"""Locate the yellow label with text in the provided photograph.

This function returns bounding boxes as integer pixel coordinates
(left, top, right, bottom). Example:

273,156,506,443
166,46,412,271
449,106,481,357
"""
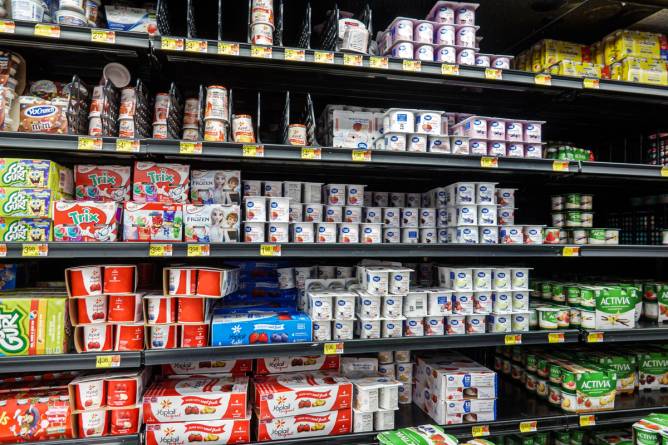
583,78,600,89
580,415,596,427
562,246,580,257
441,64,460,76
552,160,569,172
519,421,537,433
471,425,490,437
403,60,421,72
149,244,173,257
260,244,281,256
485,68,502,80
323,343,344,355
314,51,334,64
480,157,498,168
352,150,371,162
96,355,121,368
185,39,208,53
548,332,565,343
0,20,16,34
91,29,115,44
343,54,363,67
369,56,388,69
180,141,203,155
161,37,184,51
284,48,305,61
250,45,272,58
504,334,522,345
116,139,140,153
301,147,321,160
78,137,102,151
587,332,604,343
22,244,48,257
535,73,552,86
187,244,210,257
34,24,60,38
242,145,264,157
217,42,240,56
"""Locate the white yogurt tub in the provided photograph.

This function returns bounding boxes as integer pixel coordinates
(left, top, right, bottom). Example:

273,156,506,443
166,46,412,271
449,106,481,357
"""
404,317,424,336
312,319,332,341
56,9,88,26
524,121,543,142
407,134,428,152
500,226,523,244
334,292,357,319
435,24,456,45
389,269,411,294
244,222,265,242
523,225,543,245
492,291,512,312
435,45,456,63
488,312,511,332
470,139,487,155
525,143,542,158
506,121,524,142
424,316,445,335
343,206,362,223
415,44,435,61
388,18,414,41
383,228,401,243
487,118,506,140
292,222,315,243
268,197,290,222
496,188,516,207
364,267,389,295
473,291,492,313
404,291,428,317
493,267,512,290
456,4,477,24
308,292,334,320
382,207,401,227
466,314,486,333
12,0,45,21
384,132,407,151
479,226,499,244
382,319,404,338
475,53,491,67
454,116,486,138
456,25,477,48
338,222,360,243
478,205,498,226
488,141,506,156
450,267,473,290
507,143,524,158
267,222,289,243
333,320,354,340
428,135,451,152
390,193,405,207
323,184,345,205
378,363,396,378
375,409,395,431
457,47,475,65
511,268,531,289
415,111,442,135
580,308,595,329
380,384,399,410
244,196,267,222
445,314,465,334
323,204,342,222
360,223,382,244
453,292,473,314
395,361,413,380
476,182,497,204
414,21,434,43
353,409,373,433
498,208,515,225
354,382,379,412
450,136,470,154
289,202,303,222
511,311,530,331
491,55,512,69
382,294,404,318
400,207,419,228
363,207,382,224
303,203,323,222
401,228,419,243
357,292,382,319
428,289,452,315
472,267,493,290
512,291,529,311
420,228,437,243
316,222,337,243
357,318,381,339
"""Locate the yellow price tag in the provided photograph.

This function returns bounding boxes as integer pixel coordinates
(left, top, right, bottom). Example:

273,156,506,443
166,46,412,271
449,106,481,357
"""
314,51,334,64
352,150,371,162
0,20,15,34
587,332,604,343
583,78,600,89
369,56,388,69
660,166,668,177
0,244,6,257
552,160,569,172
402,60,421,72
161,36,184,51
480,157,498,168
284,48,305,61
562,246,580,257
580,415,596,427
485,68,502,80
343,54,363,67
116,139,140,153
242,145,264,157
91,29,115,44
78,137,102,151
301,147,321,160
504,334,522,345
519,421,537,433
323,342,344,355
251,45,272,58
95,354,121,368
217,42,240,56
260,244,281,256
34,24,60,38
185,39,208,53
179,141,203,155
22,243,48,257
441,64,460,76
149,244,173,257
548,332,565,343
187,244,210,257
535,73,552,86
471,425,490,437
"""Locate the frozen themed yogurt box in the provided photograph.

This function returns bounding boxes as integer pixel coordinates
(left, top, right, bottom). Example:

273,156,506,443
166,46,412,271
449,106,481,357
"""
0,159,72,194
184,204,240,243
53,201,119,242
132,162,189,203
0,218,51,241
75,165,131,202
191,170,241,205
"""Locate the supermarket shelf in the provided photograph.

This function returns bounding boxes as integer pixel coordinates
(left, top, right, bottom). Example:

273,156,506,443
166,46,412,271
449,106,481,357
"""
579,161,668,179
144,330,580,365
2,435,142,445
153,39,668,103
0,351,141,373
581,322,668,343
0,132,147,158
0,20,149,52
5,243,668,259
570,391,668,428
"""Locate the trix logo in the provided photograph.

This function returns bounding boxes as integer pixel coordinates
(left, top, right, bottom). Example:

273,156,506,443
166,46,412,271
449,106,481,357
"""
0,307,26,354
89,173,117,186
147,169,174,183
67,208,100,224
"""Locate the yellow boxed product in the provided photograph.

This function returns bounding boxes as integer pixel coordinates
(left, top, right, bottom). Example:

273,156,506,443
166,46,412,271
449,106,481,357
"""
540,39,587,69
547,61,602,79
0,159,73,194
615,57,668,86
604,30,662,65
0,295,68,355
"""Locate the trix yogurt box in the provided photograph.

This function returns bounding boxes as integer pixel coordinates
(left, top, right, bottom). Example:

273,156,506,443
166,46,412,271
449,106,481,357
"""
0,159,73,194
191,170,241,205
142,376,249,423
254,372,352,420
257,408,352,442
75,165,131,202
146,418,251,445
211,309,312,346
0,218,51,241
184,204,240,242
133,162,190,203
53,201,119,242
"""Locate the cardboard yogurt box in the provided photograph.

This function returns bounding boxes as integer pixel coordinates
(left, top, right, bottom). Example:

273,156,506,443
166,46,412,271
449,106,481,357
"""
416,354,498,401
257,408,352,442
53,201,119,242
595,286,638,329
143,376,248,423
146,417,251,445
0,187,66,218
191,170,241,205
0,388,73,443
254,371,352,420
0,296,68,356
0,217,51,241
133,161,190,203
123,202,183,241
162,360,253,375
255,355,340,375
184,204,240,242
211,309,312,346
0,158,72,194
75,165,131,202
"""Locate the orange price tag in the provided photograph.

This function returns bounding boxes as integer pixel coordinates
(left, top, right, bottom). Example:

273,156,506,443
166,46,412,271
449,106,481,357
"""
242,145,264,157
91,29,116,44
251,45,272,58
548,332,565,343
301,147,321,160
580,415,596,427
185,39,208,53
583,78,600,89
0,244,6,257
161,36,184,51
323,342,344,355
587,332,604,343
352,150,371,162
480,157,498,168
78,137,103,151
116,139,140,153
0,20,15,34
260,244,281,256
22,243,48,257
187,244,210,256
552,160,569,172
519,421,537,433
96,354,121,368
402,60,421,72
441,64,460,76
180,141,203,155
471,425,490,437
314,51,334,64
149,244,173,257
485,68,502,80
504,334,522,345
562,246,580,257
343,54,363,67
535,73,552,86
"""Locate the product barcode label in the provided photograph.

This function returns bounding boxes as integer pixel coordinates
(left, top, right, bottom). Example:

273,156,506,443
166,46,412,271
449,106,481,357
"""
580,415,596,427
185,39,208,53
504,334,522,345
471,425,490,437
34,24,60,38
116,139,140,152
0,20,15,34
78,137,103,151
260,244,281,256
161,36,184,51
323,342,344,355
149,244,173,257
180,141,203,155
187,244,210,257
369,56,388,69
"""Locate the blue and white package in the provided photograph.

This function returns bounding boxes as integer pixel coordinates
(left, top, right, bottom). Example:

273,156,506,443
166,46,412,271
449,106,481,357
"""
211,309,312,345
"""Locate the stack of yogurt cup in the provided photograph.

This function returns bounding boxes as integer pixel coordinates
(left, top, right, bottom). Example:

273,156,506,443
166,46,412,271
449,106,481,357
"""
497,187,545,245
364,190,436,243
378,351,413,406
438,265,532,334
549,193,620,245
249,0,274,45
377,108,450,153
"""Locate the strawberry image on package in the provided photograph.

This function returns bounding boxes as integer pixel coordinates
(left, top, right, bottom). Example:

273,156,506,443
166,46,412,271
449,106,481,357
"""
0,388,74,443
257,408,352,442
53,201,119,241
146,418,250,445
75,165,131,202
256,356,341,375
254,372,352,420
143,376,249,423
133,162,190,203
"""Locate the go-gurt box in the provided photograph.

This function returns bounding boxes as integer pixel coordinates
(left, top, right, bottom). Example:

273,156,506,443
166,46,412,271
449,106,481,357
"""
0,218,51,241
0,158,72,194
0,188,66,218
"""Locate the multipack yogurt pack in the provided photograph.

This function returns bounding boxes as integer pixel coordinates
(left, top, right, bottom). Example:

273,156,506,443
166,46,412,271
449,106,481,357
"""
378,425,458,445
53,201,119,241
211,309,312,346
75,165,131,202
191,170,241,205
0,217,51,241
415,352,498,401
161,360,253,375
132,162,189,203
255,355,341,375
123,202,183,241
0,187,67,218
257,408,353,442
146,418,251,445
184,204,240,242
142,376,249,423
0,158,73,194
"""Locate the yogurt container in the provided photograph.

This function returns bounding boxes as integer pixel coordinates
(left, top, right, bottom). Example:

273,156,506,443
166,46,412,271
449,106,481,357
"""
344,206,362,223
493,268,511,290
267,222,289,243
470,139,487,155
360,223,382,244
373,192,389,207
493,291,511,312
435,25,456,45
382,207,401,227
475,54,491,67
500,226,523,244
508,143,524,157
429,135,451,152
511,311,530,331
56,9,88,26
346,184,365,206
415,44,435,61
424,316,445,335
357,292,381,319
450,136,470,154
404,291,428,317
445,314,465,334
457,48,475,65
429,3,455,23
523,225,543,245
473,291,492,313
511,268,531,289
353,409,373,433
536,307,559,329
491,55,512,69
357,319,381,339
415,111,442,135
292,222,315,243
383,228,401,243
456,25,477,48
390,41,414,59
408,134,428,152
364,267,389,295
403,317,424,336
334,293,356,320
453,292,473,314
487,312,511,332
268,197,290,222
506,121,524,141
333,320,354,340
473,267,493,290
244,197,266,222
479,226,499,244
456,4,477,24
382,295,404,318
466,314,486,333
303,203,325,222
389,269,411,295
496,188,516,207
390,193,406,207
449,267,473,290
244,222,265,242
316,222,337,243
375,410,395,431
488,141,507,156
401,207,419,228
498,207,516,225
478,205,497,226
428,289,452,315
338,222,360,243
312,320,332,341
389,18,414,41
414,21,434,43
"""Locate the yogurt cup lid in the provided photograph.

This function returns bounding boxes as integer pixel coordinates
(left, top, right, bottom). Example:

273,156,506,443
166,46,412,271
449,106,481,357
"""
102,63,131,88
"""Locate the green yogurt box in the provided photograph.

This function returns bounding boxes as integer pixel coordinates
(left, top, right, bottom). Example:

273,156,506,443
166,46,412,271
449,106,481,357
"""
595,286,637,329
637,351,668,390
0,158,73,194
633,414,668,445
0,187,69,218
0,218,51,241
377,425,458,445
